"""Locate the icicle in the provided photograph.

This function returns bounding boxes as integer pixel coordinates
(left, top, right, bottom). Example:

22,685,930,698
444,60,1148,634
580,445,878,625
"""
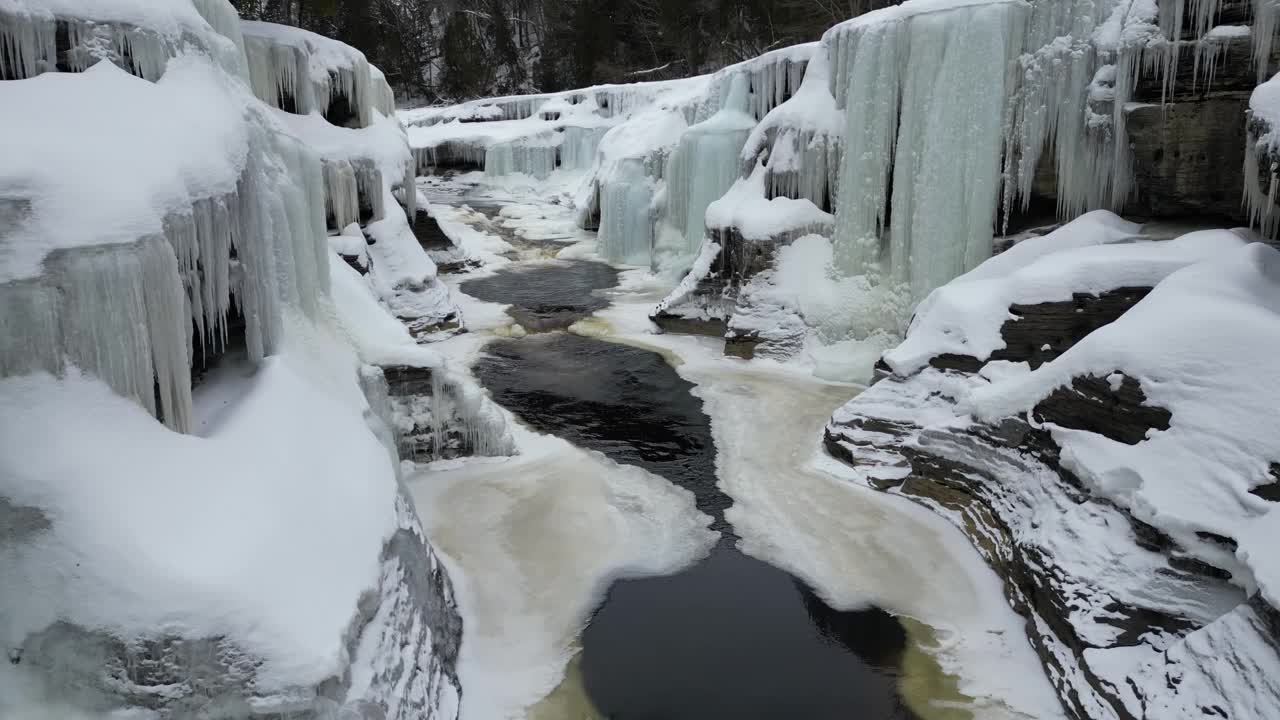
244,33,317,114
484,136,560,179
560,126,609,172
0,281,60,380
654,73,755,274
1256,0,1280,82
0,9,56,80
1,237,194,432
402,165,418,219
827,15,906,277
370,64,396,117
324,159,361,230
598,158,657,265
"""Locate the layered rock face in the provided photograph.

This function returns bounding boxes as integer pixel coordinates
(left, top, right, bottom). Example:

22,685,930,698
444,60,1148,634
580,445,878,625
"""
825,215,1280,719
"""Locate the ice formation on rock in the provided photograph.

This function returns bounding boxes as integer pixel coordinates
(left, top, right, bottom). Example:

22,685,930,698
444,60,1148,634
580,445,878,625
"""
827,0,1028,300
242,19,375,127
0,3,468,717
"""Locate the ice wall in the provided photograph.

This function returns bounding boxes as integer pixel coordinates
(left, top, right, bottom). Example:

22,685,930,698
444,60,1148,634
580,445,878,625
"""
827,0,1028,301
0,3,465,717
653,73,757,274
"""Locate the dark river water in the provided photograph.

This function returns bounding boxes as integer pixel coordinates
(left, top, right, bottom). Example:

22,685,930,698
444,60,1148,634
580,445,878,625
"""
461,261,618,332
469,262,921,719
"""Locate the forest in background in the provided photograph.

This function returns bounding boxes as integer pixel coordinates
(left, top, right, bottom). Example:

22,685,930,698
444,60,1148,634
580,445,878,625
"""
231,0,895,105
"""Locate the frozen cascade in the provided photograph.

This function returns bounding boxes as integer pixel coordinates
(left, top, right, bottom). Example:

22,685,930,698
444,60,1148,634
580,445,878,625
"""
184,125,329,363
740,49,841,212
324,158,361,230
485,135,560,179
0,236,193,432
413,141,487,174
560,126,610,172
244,28,317,113
828,0,1028,301
370,64,395,116
241,20,375,128
598,158,657,265
0,0,249,83
654,73,757,275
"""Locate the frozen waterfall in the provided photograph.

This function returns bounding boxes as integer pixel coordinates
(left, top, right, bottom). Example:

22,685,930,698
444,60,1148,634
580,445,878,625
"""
828,0,1028,301
654,73,756,275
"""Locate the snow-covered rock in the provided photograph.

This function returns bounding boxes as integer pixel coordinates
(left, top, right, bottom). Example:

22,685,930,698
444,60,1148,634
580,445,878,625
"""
0,3,472,717
825,227,1280,719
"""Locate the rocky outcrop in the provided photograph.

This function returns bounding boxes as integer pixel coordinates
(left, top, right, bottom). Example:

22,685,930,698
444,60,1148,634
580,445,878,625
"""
651,225,812,358
824,367,1268,719
926,287,1153,374
12,486,462,719
824,259,1280,718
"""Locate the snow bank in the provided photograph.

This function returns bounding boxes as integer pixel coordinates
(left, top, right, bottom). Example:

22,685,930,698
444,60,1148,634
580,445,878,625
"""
0,358,396,690
1,4,466,716
0,58,249,283
885,211,1248,375
705,160,834,241
970,242,1280,606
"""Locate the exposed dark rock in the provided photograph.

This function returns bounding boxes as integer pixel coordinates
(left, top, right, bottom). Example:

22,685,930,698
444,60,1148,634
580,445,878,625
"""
1251,466,1280,502
411,209,455,251
1134,34,1263,102
651,312,728,337
649,225,815,347
1127,98,1249,222
824,381,1244,720
925,287,1153,374
1032,373,1173,445
723,330,763,359
339,252,369,275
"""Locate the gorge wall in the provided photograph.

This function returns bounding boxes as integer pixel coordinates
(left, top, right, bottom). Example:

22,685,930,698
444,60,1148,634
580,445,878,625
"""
0,2,513,717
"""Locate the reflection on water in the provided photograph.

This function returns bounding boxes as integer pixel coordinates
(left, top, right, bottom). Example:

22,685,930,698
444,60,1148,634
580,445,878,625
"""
582,543,921,720
475,331,965,718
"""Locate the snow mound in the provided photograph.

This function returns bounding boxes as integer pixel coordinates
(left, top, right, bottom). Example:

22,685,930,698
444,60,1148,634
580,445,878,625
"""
972,242,1280,607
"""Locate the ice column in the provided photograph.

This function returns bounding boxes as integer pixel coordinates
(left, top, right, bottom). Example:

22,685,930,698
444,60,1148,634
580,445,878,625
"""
655,73,756,274
828,1,1027,300
598,159,657,265
0,237,193,432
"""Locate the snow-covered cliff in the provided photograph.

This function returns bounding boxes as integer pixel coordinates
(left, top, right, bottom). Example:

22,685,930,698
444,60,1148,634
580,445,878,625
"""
0,2,500,717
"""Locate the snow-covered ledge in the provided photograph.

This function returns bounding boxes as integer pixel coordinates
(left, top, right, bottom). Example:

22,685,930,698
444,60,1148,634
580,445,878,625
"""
825,213,1280,719
0,2,479,717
